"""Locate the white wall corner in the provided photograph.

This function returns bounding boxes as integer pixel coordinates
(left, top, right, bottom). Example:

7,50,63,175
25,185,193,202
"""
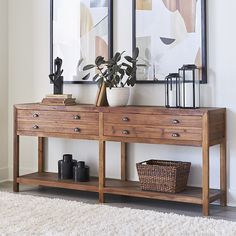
7,167,37,182
227,189,236,207
0,167,9,183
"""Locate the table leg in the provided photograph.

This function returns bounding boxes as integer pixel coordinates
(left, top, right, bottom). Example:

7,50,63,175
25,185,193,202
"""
38,137,44,173
99,140,106,203
121,142,127,181
220,138,227,206
13,134,19,192
202,113,210,216
202,145,210,216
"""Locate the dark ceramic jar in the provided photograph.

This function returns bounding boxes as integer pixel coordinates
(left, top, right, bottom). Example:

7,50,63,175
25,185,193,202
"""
73,161,90,182
58,154,77,179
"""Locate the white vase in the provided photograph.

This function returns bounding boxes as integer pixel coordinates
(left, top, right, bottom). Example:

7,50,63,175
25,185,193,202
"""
106,87,130,107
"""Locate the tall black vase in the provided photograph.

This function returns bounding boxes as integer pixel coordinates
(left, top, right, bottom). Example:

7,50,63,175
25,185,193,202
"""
58,154,77,180
54,76,64,95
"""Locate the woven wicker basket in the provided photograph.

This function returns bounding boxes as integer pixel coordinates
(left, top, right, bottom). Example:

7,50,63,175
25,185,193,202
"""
136,160,191,193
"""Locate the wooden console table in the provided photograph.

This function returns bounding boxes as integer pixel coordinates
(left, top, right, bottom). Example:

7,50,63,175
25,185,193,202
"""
13,103,226,216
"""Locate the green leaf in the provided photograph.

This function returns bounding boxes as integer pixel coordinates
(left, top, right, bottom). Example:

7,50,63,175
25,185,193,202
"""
129,76,136,87
92,74,99,82
81,73,90,80
125,56,133,63
95,56,105,66
122,62,130,68
113,52,121,62
133,47,139,59
83,65,95,71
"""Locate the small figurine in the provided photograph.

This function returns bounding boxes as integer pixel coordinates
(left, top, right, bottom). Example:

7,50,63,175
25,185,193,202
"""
49,57,64,94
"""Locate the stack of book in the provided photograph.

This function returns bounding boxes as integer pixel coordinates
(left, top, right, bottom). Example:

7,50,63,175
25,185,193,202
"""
41,94,76,106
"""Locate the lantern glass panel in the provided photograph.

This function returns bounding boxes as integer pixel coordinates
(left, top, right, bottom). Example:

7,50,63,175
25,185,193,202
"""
165,73,180,108
179,65,200,108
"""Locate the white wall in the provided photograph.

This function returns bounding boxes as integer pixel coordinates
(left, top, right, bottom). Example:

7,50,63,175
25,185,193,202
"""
0,0,9,181
7,0,236,205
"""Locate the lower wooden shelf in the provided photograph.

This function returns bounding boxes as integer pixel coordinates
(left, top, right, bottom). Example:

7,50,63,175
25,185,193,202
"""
17,172,223,205
17,172,99,193
104,180,223,205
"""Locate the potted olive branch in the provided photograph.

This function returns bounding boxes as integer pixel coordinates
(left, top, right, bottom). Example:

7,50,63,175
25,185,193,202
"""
83,48,139,107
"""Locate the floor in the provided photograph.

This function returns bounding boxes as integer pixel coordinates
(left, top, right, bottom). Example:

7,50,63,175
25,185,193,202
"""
1,181,236,222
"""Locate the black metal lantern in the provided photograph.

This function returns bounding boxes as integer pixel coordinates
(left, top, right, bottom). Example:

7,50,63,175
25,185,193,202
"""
179,64,200,109
165,73,180,108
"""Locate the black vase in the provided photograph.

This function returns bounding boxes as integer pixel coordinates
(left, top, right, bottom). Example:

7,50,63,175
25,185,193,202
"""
58,154,77,180
73,161,90,182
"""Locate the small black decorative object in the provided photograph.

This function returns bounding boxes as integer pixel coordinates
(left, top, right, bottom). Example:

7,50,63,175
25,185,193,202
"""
165,73,181,108
179,64,200,109
73,161,90,182
58,154,77,180
49,57,64,94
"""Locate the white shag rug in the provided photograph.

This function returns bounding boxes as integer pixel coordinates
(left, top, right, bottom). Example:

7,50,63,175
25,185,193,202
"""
0,192,236,236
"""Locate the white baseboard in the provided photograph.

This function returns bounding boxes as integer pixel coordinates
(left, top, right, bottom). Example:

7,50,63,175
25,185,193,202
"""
227,188,236,207
0,167,9,183
8,167,37,182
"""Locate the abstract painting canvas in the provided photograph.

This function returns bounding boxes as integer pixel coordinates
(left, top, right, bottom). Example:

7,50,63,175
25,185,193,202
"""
51,0,113,83
133,0,207,83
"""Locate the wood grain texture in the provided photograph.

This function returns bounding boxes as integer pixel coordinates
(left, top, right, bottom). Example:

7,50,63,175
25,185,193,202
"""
104,124,202,141
104,179,222,204
17,110,99,123
202,112,210,216
15,103,99,112
13,103,227,216
38,137,44,173
220,110,227,206
104,113,202,128
18,120,99,136
121,142,127,181
99,140,106,203
17,172,99,192
99,106,224,116
13,106,19,192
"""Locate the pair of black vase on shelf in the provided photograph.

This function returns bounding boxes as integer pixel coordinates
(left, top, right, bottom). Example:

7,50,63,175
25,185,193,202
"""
58,154,90,182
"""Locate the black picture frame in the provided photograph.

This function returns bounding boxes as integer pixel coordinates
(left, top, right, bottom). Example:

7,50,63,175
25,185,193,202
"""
132,0,207,84
50,0,113,84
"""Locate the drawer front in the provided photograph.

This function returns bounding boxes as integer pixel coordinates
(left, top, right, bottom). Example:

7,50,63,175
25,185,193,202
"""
104,113,202,128
18,120,99,136
104,124,202,141
17,110,98,124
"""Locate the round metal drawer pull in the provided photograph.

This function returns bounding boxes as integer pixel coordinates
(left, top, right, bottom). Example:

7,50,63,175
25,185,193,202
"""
74,115,81,120
122,130,130,135
172,133,180,138
172,119,180,124
33,113,39,118
33,125,39,129
74,128,81,133
122,117,129,122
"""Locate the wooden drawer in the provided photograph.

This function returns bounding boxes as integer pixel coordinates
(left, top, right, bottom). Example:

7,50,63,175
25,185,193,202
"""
104,113,202,128
18,120,99,136
17,110,98,124
104,124,202,141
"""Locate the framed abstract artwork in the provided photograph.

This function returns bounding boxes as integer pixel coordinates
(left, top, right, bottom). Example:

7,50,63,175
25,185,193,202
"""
132,0,207,83
50,0,113,84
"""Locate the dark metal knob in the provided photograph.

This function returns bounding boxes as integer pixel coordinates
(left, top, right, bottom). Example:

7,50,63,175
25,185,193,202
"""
33,113,39,118
33,125,39,129
172,133,180,138
74,115,81,120
172,119,180,124
122,130,130,135
74,128,81,133
122,117,129,122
